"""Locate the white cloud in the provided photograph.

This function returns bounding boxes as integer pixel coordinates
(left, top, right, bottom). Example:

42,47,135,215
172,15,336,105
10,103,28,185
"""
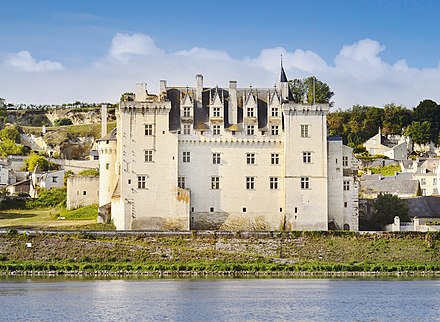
1,33,440,110
5,50,63,72
108,33,162,62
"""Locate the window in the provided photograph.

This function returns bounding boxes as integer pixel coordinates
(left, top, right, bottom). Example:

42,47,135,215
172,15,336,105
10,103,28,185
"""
434,178,437,185
271,107,279,117
213,107,221,117
212,153,220,165
52,176,58,183
178,176,186,189
145,150,153,162
105,163,109,170
271,153,280,165
94,155,99,160
344,202,348,208
211,176,220,190
343,181,350,191
138,175,146,189
183,107,191,117
270,177,279,190
246,125,255,135
83,191,87,196
183,124,191,135
246,153,255,165
300,124,310,138
210,207,214,212
145,124,153,136
246,176,255,190
247,107,255,117
343,156,349,167
271,125,279,136
301,177,310,189
421,178,426,185
303,152,312,163
213,125,220,135
183,151,190,163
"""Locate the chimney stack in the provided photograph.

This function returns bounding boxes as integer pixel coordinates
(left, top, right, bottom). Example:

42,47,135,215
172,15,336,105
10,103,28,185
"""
195,74,203,105
229,81,238,124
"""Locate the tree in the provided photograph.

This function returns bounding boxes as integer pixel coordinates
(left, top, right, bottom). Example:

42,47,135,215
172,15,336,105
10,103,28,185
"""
373,193,409,228
382,103,413,136
0,125,21,142
288,76,334,105
405,121,431,145
54,118,73,126
413,99,440,143
24,153,49,171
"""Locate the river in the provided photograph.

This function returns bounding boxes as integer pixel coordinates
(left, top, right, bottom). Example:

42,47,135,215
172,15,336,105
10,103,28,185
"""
1,277,439,321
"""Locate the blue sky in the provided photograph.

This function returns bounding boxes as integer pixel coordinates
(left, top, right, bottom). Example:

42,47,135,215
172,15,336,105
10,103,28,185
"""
1,0,440,108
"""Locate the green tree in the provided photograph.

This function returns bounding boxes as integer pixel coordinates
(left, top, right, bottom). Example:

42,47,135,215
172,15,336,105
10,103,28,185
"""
373,193,409,228
24,153,49,171
413,99,440,143
405,121,431,145
54,118,73,126
382,103,413,136
288,76,334,105
0,125,21,142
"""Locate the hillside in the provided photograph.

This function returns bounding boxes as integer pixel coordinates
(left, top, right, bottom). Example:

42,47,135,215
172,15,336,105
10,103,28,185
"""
1,231,439,274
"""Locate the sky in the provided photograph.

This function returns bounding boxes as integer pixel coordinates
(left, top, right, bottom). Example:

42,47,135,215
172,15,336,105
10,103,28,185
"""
1,0,440,109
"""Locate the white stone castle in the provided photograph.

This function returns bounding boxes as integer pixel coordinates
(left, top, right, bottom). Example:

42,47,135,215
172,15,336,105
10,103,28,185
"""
97,65,359,231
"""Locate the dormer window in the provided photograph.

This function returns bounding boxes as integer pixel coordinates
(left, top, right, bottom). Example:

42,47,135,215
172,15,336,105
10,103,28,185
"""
271,107,279,117
213,107,221,117
183,107,191,117
247,107,255,118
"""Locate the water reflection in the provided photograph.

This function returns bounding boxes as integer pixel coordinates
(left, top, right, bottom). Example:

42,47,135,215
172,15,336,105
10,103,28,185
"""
1,278,440,321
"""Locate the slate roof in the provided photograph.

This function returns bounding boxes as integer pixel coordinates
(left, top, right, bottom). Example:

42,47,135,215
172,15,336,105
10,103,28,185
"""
97,128,117,142
404,196,440,218
361,173,419,196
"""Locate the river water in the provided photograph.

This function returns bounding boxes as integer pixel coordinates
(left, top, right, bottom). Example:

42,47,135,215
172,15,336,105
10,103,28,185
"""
1,277,440,321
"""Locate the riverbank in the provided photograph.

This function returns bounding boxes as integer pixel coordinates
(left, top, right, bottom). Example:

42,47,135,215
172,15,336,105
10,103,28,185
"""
1,230,439,275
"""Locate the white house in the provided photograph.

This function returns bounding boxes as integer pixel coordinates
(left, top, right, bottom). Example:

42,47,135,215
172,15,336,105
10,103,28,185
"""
98,67,359,231
364,128,409,160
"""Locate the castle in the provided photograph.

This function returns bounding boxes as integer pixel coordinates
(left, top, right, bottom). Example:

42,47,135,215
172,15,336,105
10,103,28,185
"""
97,66,359,231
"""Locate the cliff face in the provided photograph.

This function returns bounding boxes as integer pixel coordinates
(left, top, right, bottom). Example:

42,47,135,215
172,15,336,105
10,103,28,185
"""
7,108,115,127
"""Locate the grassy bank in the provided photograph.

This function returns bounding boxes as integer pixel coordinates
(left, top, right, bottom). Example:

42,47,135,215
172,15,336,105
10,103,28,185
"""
1,231,440,275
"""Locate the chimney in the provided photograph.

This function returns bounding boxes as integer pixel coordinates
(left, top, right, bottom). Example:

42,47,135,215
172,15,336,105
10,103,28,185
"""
160,80,167,101
101,104,108,138
135,83,148,101
229,81,238,124
195,74,203,104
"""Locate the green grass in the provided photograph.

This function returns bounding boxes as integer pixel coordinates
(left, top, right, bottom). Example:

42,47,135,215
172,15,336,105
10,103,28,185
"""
56,204,98,220
366,164,401,176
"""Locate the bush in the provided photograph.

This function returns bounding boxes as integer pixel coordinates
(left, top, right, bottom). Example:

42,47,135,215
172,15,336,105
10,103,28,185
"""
54,118,73,126
78,169,99,176
26,187,66,208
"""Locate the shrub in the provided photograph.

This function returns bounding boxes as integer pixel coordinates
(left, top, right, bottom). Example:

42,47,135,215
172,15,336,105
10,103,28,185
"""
54,118,73,126
78,169,99,177
26,187,67,208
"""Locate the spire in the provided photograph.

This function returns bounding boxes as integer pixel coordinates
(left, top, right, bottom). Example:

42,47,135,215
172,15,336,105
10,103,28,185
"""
280,54,288,83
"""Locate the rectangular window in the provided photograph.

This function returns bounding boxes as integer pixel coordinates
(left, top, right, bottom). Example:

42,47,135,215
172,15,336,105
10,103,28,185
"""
300,124,310,138
246,153,255,165
145,124,154,136
343,181,350,191
343,156,349,167
145,150,153,162
213,125,220,135
271,125,279,136
212,153,221,165
138,175,146,189
302,152,312,163
271,153,280,165
178,176,185,189
183,151,190,163
183,124,191,135
52,176,58,183
344,202,348,208
246,125,255,135
247,107,255,117
211,176,220,190
271,107,279,117
246,176,255,190
105,163,109,170
270,177,279,190
301,177,310,189
183,107,191,117
421,178,426,185
213,107,221,117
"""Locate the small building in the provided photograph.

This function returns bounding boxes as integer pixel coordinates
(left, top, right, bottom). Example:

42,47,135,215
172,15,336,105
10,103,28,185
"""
0,161,10,187
363,128,409,160
66,175,99,210
359,173,420,199
400,158,440,196
5,179,31,196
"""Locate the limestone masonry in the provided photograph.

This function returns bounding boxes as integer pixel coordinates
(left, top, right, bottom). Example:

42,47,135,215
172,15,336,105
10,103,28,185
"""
97,66,359,231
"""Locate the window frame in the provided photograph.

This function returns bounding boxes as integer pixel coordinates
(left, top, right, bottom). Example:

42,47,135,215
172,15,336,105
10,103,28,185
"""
300,177,310,189
246,176,255,190
246,153,256,165
211,176,220,190
213,107,221,117
183,151,191,163
178,176,186,189
271,125,279,136
269,177,279,190
145,124,154,136
137,175,147,189
302,152,312,164
343,180,350,191
300,124,310,138
212,124,221,135
246,125,255,135
212,153,221,165
144,150,154,162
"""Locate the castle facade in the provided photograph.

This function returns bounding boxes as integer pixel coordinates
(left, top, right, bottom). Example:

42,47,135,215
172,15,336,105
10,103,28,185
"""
98,68,358,231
